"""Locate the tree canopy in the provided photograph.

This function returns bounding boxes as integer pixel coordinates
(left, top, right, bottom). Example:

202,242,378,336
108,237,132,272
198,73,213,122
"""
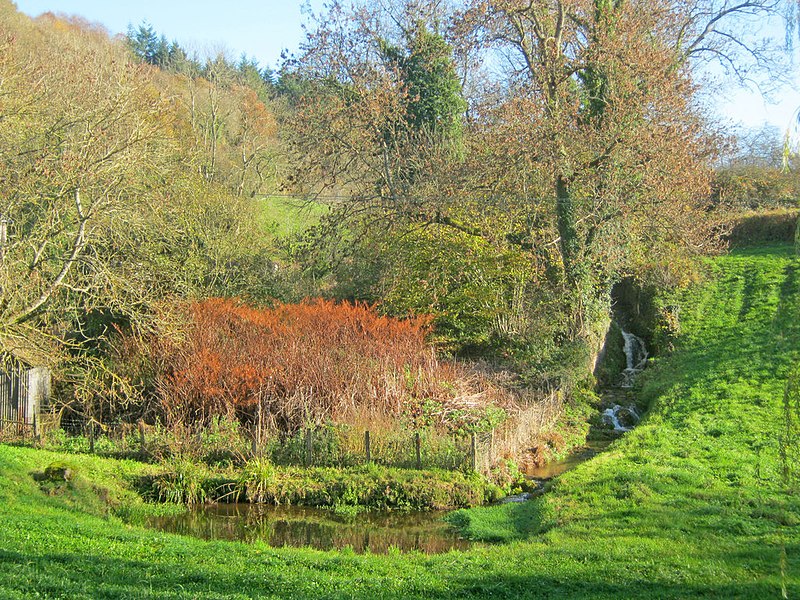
0,0,791,401
0,4,282,407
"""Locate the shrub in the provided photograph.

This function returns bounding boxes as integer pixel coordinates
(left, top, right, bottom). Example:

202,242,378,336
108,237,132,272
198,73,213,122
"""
724,209,799,247
148,298,512,434
152,459,209,504
236,457,275,503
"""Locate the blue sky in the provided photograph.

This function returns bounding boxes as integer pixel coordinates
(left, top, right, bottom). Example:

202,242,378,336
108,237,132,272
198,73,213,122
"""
12,0,800,133
13,0,325,69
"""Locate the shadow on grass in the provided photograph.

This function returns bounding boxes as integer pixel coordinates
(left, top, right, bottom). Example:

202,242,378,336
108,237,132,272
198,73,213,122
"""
0,545,794,600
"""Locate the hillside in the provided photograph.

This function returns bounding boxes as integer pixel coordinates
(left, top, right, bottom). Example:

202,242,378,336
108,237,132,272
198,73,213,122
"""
0,244,796,599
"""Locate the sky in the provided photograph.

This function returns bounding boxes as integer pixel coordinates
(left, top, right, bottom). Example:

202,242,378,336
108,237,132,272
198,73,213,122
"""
13,0,325,69
11,0,800,135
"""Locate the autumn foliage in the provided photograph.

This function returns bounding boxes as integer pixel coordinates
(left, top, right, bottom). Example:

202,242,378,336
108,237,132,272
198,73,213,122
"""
152,298,501,431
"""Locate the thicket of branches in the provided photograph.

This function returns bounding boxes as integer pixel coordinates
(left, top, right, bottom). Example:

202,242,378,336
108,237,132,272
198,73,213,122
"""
280,0,790,382
133,298,513,433
0,2,282,414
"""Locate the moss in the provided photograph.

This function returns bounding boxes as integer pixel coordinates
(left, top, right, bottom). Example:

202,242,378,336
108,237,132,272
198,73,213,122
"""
596,320,627,386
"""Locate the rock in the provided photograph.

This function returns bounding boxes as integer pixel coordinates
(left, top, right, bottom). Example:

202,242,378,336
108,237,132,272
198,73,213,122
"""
500,492,532,503
616,407,639,428
43,464,73,482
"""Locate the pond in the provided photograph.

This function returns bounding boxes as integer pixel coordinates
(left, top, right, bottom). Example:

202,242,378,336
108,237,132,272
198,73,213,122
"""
144,421,630,554
144,440,620,553
145,503,472,554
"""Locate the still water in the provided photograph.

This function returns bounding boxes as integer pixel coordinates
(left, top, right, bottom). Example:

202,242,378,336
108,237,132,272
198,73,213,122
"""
146,503,472,554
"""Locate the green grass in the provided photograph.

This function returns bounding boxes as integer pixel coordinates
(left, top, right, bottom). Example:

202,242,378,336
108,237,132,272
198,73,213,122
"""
0,244,798,598
145,460,501,510
444,499,556,543
258,195,328,237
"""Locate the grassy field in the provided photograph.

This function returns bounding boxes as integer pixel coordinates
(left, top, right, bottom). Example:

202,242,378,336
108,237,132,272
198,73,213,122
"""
258,195,328,238
0,244,797,598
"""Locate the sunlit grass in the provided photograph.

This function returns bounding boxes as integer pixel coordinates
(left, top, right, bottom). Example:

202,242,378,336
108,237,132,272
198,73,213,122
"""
258,195,328,237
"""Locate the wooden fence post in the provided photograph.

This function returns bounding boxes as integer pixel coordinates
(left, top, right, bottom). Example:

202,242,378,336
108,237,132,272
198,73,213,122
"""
471,432,477,472
138,420,146,455
305,428,313,467
89,421,95,454
33,413,39,442
415,432,421,469
364,430,371,463
255,402,264,457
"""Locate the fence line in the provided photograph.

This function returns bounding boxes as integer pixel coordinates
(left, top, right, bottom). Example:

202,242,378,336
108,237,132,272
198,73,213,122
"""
2,389,565,473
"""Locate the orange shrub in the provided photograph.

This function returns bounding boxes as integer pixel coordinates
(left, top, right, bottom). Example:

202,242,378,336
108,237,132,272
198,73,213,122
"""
152,298,498,431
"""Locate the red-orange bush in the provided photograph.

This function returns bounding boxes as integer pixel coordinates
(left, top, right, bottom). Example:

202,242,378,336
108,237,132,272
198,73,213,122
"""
151,298,498,431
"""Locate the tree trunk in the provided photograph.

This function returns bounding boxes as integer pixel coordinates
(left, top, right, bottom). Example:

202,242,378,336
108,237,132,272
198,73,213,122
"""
555,174,581,287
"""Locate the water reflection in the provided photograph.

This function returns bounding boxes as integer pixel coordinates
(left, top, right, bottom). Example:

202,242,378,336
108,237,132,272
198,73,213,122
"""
525,440,611,480
146,503,471,554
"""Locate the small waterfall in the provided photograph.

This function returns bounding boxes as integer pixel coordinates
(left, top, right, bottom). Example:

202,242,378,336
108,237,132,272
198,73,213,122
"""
602,404,640,432
600,326,647,433
620,329,648,388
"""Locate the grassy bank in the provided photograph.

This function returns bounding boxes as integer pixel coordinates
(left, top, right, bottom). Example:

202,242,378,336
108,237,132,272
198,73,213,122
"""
146,459,503,510
0,244,798,598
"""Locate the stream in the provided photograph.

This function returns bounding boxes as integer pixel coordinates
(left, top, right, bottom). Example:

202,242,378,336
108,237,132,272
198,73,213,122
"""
525,439,612,480
144,325,647,554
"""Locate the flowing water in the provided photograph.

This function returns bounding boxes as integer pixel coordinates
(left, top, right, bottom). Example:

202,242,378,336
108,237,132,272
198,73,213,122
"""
620,328,648,388
603,326,646,431
521,326,646,481
145,503,471,554
602,404,640,432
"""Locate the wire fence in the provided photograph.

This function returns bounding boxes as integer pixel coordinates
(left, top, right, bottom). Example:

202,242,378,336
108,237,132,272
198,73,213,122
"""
2,390,564,473
3,414,488,471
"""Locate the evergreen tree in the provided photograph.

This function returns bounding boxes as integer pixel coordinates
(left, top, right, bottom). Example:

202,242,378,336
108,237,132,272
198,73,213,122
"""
237,54,275,101
126,21,158,64
381,22,466,146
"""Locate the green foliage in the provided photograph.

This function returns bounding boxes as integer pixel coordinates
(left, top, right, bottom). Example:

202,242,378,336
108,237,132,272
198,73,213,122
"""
144,462,492,511
380,22,466,147
259,196,328,239
329,502,366,518
796,214,800,256
0,8,283,416
125,22,176,69
595,321,626,386
376,226,533,350
485,458,525,496
236,456,276,503
725,209,799,247
712,165,800,210
34,461,77,497
266,424,475,471
195,416,250,468
152,459,210,505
